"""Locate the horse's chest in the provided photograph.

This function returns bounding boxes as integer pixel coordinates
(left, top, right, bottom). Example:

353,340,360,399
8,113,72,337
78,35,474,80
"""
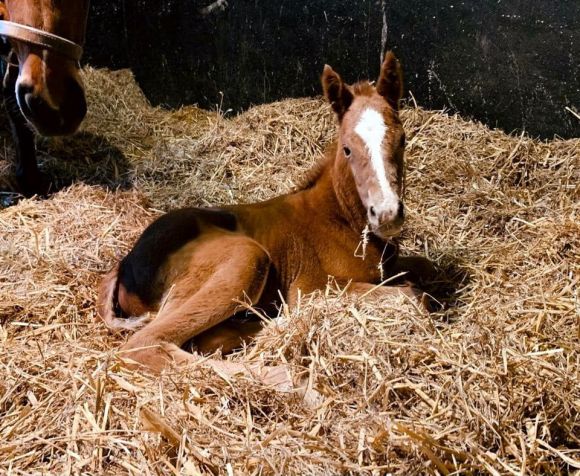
318,239,386,284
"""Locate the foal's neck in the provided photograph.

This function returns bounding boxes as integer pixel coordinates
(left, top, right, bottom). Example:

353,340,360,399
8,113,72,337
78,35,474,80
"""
302,141,368,234
294,141,398,274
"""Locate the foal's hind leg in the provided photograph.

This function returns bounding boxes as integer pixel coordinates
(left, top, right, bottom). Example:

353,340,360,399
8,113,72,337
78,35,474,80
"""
120,235,271,372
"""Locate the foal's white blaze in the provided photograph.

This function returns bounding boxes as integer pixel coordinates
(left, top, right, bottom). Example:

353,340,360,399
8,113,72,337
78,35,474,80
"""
354,108,399,211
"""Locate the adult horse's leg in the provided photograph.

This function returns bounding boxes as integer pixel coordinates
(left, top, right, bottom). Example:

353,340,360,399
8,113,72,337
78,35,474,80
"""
2,52,47,197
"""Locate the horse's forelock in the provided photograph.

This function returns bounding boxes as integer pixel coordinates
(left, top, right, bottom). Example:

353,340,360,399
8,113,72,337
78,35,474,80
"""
351,81,375,97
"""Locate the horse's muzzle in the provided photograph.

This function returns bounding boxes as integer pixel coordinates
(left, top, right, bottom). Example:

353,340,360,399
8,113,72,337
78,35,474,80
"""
369,200,405,239
16,76,87,136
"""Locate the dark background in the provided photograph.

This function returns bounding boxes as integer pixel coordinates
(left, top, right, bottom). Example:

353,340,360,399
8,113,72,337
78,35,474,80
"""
84,0,580,139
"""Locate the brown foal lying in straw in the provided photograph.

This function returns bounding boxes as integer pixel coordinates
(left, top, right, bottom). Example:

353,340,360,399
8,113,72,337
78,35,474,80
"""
98,52,428,390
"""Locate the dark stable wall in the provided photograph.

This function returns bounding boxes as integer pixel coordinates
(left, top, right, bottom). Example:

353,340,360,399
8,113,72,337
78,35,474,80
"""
84,0,580,139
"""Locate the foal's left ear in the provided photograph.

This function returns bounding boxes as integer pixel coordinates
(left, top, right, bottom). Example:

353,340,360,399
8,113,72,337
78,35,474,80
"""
377,51,403,111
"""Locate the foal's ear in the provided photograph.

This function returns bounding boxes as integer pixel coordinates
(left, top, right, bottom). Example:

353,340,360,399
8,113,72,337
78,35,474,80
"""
377,51,403,111
322,65,353,120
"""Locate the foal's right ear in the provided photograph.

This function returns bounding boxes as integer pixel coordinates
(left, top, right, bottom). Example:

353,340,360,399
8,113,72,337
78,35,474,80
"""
322,65,353,120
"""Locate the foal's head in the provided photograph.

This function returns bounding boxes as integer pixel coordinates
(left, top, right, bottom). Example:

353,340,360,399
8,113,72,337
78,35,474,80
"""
322,52,405,239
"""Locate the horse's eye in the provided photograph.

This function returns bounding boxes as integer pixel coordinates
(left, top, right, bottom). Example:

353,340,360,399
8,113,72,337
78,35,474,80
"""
343,146,351,158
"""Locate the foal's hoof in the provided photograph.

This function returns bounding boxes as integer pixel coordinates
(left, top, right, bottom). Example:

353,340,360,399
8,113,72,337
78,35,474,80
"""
404,284,435,313
117,343,173,374
418,291,436,313
249,364,323,407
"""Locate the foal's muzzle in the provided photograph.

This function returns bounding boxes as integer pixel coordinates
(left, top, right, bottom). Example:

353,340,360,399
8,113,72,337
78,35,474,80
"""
368,200,405,237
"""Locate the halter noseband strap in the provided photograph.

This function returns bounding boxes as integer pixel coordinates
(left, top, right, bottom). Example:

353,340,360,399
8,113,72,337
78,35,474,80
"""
0,20,83,61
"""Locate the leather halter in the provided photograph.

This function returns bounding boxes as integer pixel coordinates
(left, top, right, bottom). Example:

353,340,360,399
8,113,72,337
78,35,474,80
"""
0,20,83,61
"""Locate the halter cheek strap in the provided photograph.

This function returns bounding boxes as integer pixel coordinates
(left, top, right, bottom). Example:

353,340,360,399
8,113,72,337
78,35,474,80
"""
0,20,83,61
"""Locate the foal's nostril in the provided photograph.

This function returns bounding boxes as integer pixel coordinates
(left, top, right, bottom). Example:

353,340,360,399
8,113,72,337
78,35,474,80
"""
369,206,376,218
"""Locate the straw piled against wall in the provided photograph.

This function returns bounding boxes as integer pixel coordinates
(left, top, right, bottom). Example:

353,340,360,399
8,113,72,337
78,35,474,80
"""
0,67,578,474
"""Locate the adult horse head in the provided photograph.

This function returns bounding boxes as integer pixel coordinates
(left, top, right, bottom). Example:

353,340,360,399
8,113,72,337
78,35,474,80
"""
0,0,89,136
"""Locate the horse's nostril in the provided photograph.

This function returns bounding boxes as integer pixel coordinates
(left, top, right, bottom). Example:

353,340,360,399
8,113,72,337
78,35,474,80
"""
397,201,405,220
14,73,87,136
16,83,35,112
369,206,376,218
17,83,34,96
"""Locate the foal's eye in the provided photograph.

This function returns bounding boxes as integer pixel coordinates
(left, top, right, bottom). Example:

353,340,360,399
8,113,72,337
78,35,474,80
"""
343,146,352,158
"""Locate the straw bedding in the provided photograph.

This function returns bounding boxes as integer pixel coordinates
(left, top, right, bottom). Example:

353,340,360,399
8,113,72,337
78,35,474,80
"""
0,67,578,475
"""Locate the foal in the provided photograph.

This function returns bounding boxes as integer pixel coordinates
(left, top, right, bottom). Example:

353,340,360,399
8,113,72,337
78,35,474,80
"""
98,52,424,380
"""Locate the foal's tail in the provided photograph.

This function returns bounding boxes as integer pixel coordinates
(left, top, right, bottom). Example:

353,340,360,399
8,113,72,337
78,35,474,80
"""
97,265,151,331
